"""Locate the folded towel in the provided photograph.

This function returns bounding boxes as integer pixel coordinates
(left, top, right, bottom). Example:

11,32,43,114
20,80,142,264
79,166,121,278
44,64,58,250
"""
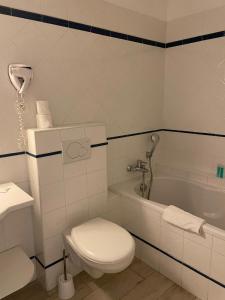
162,205,205,234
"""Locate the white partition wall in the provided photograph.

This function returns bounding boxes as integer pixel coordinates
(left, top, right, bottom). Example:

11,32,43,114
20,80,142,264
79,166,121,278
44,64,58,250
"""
26,123,121,290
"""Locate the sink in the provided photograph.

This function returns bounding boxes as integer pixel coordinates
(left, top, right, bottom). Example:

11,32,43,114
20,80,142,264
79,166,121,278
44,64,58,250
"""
0,182,33,221
0,183,34,298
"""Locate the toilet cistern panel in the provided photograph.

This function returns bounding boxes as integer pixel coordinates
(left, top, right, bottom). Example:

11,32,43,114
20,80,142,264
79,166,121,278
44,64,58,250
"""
62,138,91,164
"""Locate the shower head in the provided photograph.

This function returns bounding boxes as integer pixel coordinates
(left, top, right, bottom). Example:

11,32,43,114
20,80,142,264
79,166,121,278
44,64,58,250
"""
146,133,160,159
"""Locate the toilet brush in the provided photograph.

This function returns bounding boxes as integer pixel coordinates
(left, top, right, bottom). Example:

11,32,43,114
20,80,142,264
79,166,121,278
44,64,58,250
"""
58,250,75,300
63,249,67,281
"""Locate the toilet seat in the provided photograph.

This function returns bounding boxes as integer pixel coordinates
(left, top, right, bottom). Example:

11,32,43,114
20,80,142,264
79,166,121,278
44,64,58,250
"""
65,218,135,274
70,218,135,265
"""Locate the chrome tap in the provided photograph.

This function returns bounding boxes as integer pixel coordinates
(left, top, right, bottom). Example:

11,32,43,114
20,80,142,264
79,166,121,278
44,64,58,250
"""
127,160,149,173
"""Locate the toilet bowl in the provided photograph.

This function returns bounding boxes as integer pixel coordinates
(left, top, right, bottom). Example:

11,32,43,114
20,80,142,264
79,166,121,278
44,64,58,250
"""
64,218,135,279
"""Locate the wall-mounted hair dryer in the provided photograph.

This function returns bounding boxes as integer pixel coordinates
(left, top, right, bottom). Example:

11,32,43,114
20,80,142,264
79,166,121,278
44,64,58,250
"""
8,64,33,95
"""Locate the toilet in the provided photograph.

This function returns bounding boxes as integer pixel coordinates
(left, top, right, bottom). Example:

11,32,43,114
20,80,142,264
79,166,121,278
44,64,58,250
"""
64,218,135,279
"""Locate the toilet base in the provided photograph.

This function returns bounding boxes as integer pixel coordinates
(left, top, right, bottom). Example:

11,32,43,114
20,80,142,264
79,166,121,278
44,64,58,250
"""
64,236,104,279
82,262,103,279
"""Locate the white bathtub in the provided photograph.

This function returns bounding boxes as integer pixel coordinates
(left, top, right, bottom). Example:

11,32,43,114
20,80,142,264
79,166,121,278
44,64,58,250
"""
110,176,225,300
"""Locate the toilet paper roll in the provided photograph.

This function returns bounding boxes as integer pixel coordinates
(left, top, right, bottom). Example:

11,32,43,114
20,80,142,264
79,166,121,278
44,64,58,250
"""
36,101,50,115
36,114,53,129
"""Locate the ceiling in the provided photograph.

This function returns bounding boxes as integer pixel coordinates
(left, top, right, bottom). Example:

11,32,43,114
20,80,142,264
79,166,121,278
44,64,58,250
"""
104,0,225,21
104,0,167,21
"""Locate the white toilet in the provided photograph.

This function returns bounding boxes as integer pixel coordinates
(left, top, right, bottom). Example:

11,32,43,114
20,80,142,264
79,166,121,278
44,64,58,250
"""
64,218,135,278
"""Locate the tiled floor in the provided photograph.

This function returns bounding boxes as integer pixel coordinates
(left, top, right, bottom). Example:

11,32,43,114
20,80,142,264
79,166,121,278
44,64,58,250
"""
4,258,200,300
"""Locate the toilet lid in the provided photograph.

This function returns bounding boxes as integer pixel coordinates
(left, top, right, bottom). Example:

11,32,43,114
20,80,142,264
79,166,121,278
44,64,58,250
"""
70,218,134,264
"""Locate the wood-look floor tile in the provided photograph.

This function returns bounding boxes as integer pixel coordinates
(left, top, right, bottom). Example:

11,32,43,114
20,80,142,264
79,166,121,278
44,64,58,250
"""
3,281,49,300
84,269,142,300
158,285,196,300
130,257,155,278
122,271,174,300
76,271,117,292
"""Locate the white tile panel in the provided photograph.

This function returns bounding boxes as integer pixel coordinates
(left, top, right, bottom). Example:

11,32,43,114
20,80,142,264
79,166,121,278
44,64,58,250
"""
41,181,65,214
183,238,211,275
65,175,87,205
159,253,182,285
181,266,208,300
43,207,66,239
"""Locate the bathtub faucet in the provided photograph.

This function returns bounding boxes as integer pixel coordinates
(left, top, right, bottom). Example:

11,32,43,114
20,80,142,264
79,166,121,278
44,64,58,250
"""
127,160,149,173
127,160,149,197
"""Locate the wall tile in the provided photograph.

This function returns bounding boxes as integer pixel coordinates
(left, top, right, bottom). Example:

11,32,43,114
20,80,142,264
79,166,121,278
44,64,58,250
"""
121,196,141,234
213,236,225,256
41,0,69,20
43,234,64,265
208,282,225,300
41,181,65,213
139,205,161,247
66,198,89,228
63,159,86,179
184,230,212,249
159,253,182,285
27,129,61,155
138,239,160,272
85,125,106,145
86,169,107,197
45,261,63,291
37,155,63,186
181,266,208,300
211,251,225,285
88,192,107,218
86,147,107,173
183,238,211,275
160,222,184,259
65,175,87,205
60,127,85,141
43,207,66,239
0,155,28,184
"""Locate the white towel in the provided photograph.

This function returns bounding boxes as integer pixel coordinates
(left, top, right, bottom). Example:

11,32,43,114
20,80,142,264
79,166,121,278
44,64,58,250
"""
162,205,205,234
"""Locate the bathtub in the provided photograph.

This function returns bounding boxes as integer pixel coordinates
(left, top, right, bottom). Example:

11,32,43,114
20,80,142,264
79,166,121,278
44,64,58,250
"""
110,176,225,300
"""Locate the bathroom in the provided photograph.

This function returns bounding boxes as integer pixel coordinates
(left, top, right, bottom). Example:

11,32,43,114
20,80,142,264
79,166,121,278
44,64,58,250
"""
1,0,225,299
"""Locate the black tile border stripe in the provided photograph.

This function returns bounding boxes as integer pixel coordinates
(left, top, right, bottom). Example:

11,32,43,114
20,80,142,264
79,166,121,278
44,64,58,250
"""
107,129,160,140
33,232,225,289
0,151,25,158
163,128,225,138
107,128,225,140
1,5,225,48
35,255,68,269
91,142,108,148
166,31,225,48
0,5,164,49
2,128,225,159
26,142,108,158
131,232,225,289
26,151,62,158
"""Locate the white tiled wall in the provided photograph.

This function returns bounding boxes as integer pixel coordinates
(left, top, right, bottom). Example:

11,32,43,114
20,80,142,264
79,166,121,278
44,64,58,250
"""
0,0,164,213
27,124,122,290
162,3,225,183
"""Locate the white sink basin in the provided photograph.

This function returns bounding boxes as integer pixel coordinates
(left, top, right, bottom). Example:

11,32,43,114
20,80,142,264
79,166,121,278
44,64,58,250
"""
0,182,33,221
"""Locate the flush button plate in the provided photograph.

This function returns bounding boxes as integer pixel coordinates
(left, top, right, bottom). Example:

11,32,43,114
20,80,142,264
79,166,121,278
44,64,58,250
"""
62,138,91,164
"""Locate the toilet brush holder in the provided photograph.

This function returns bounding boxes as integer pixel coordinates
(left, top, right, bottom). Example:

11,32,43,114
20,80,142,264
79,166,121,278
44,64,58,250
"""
58,249,75,300
58,273,75,300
